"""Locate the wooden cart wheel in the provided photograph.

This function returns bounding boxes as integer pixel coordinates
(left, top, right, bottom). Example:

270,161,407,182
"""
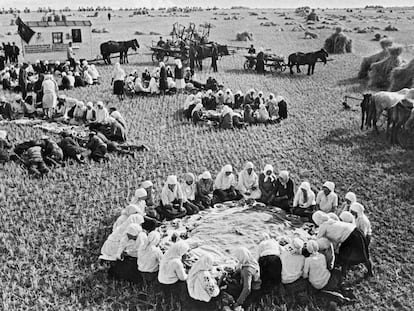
280,63,287,72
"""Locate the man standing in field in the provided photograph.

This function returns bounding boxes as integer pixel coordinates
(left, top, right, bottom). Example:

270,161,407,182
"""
211,43,218,72
18,62,28,99
11,42,19,63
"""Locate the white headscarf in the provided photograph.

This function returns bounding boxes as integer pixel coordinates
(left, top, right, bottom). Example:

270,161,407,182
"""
95,101,109,123
214,164,236,190
191,101,203,117
234,247,260,271
187,254,218,302
350,202,365,216
263,164,276,182
322,181,335,193
258,237,281,257
221,105,233,117
339,211,355,224
139,230,161,253
345,192,357,203
160,240,189,265
306,240,319,254
238,161,258,191
312,211,329,226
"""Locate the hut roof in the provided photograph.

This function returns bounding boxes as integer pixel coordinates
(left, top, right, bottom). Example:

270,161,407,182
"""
26,20,92,27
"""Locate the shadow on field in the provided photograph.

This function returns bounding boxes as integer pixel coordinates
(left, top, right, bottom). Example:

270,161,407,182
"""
337,77,369,94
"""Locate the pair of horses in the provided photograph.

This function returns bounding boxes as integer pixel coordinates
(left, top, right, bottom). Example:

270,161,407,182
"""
100,39,140,65
360,92,414,145
287,49,329,75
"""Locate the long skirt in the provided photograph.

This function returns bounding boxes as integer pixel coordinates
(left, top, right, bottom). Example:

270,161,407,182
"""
337,228,370,266
259,255,282,290
157,200,187,221
183,200,200,215
160,281,188,305
176,78,185,89
213,188,242,204
42,92,57,109
108,256,142,284
113,80,124,95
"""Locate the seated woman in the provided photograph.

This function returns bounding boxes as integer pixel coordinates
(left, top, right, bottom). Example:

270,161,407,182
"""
255,103,269,123
337,192,357,216
233,247,262,309
303,240,342,290
192,102,204,125
312,211,373,277
158,241,190,304
95,101,110,125
219,105,234,129
339,211,355,224
350,203,372,245
273,170,294,211
203,90,217,110
213,164,242,203
108,223,143,283
85,102,96,123
280,238,305,285
158,175,187,220
86,132,108,162
258,234,282,290
234,90,244,109
134,77,150,95
316,181,338,213
266,93,279,119
88,65,100,84
244,89,255,106
253,91,265,110
138,231,163,283
277,96,288,119
148,72,160,94
258,164,276,205
129,188,160,231
195,171,214,209
180,173,201,215
70,101,86,124
142,67,151,85
215,90,224,107
223,88,234,107
183,94,196,119
237,161,261,200
187,254,222,310
100,214,144,261
292,181,316,219
243,104,255,124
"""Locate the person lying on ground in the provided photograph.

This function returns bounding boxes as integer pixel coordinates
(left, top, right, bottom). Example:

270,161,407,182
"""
138,231,163,283
86,131,108,162
213,164,242,204
41,135,63,167
58,131,86,164
180,173,201,215
219,105,234,129
236,161,261,200
350,203,372,245
158,175,187,220
258,164,277,205
316,181,338,213
292,181,316,219
232,247,262,309
195,171,214,209
22,145,49,177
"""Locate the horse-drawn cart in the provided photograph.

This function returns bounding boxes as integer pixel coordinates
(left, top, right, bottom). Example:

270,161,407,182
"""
243,54,287,73
149,43,187,63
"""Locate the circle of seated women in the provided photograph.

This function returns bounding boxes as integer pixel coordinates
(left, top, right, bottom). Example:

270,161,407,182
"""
183,88,288,129
99,162,373,310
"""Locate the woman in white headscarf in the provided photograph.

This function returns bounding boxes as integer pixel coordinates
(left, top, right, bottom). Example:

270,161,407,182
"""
280,237,305,285
187,254,222,307
159,175,186,220
237,161,261,200
148,71,160,94
258,164,277,205
113,203,142,231
223,88,234,107
138,231,163,282
85,101,96,123
339,211,355,224
183,94,196,119
272,170,294,211
107,222,143,283
316,181,338,213
111,62,125,100
350,202,372,244
266,93,279,119
158,241,190,304
234,90,244,109
255,103,269,123
95,101,110,124
174,59,185,91
41,74,58,118
72,101,86,123
191,100,204,124
195,171,214,209
312,210,373,278
219,105,234,129
292,181,316,219
181,173,201,215
100,214,144,261
258,233,282,289
134,77,149,95
337,192,357,216
233,247,261,309
213,164,242,203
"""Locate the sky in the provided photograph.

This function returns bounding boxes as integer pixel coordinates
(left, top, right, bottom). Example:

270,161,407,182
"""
1,0,414,10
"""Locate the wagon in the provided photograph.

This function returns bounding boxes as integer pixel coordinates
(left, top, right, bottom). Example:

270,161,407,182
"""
150,44,188,63
243,54,287,73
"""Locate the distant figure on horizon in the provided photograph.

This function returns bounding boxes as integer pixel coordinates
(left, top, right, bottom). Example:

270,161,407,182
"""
108,13,111,21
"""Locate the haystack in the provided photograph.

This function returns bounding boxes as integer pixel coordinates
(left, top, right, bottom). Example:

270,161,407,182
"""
358,38,393,79
324,27,353,54
389,58,414,91
368,45,404,88
236,32,253,41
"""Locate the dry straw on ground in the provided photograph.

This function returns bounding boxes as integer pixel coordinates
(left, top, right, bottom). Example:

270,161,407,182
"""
324,27,353,54
358,38,393,79
389,57,414,91
368,45,404,88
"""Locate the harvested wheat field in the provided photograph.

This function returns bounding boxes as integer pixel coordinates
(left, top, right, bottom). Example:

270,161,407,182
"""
1,4,414,311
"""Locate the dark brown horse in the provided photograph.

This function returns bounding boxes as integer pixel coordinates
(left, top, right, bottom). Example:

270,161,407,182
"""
288,48,328,75
196,43,229,60
360,93,372,130
100,39,140,65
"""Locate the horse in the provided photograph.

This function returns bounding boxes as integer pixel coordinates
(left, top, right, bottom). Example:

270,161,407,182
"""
100,39,140,65
196,43,229,60
288,48,328,75
386,98,414,145
360,93,372,130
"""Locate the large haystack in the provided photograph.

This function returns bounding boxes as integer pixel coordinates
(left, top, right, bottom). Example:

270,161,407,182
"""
324,27,353,54
358,38,393,79
368,45,404,88
236,31,253,41
389,58,414,91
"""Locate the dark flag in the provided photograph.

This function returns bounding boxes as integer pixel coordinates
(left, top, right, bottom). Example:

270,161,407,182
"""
16,16,35,44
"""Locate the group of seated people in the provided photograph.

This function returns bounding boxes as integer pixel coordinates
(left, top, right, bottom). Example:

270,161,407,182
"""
0,128,148,176
183,88,288,128
98,162,373,310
